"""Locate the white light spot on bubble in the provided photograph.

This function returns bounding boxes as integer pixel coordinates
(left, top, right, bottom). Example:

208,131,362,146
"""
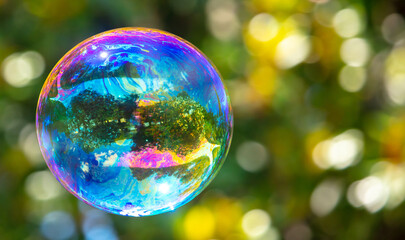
313,129,363,170
81,162,89,173
340,38,370,67
333,8,363,38
242,209,271,238
158,183,171,194
275,34,311,69
1,51,45,87
94,150,118,167
310,179,342,217
100,52,108,59
248,13,279,42
104,151,117,167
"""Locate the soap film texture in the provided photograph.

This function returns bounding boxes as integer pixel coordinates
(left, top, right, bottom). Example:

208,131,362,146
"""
36,28,232,216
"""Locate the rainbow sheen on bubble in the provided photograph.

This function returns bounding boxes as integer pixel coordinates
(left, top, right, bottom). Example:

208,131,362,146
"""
36,28,232,216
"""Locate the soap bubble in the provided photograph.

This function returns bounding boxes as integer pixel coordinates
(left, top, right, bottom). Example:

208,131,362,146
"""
36,28,233,216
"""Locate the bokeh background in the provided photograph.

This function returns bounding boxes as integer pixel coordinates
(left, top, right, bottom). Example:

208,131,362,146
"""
2,0,405,239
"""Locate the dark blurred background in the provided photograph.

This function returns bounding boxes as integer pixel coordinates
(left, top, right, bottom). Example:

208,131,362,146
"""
2,0,405,239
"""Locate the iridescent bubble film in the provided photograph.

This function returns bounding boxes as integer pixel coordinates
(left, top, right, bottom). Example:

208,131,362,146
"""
36,28,233,216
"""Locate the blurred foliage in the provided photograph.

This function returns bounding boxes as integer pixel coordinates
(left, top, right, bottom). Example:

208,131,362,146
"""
3,0,405,239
